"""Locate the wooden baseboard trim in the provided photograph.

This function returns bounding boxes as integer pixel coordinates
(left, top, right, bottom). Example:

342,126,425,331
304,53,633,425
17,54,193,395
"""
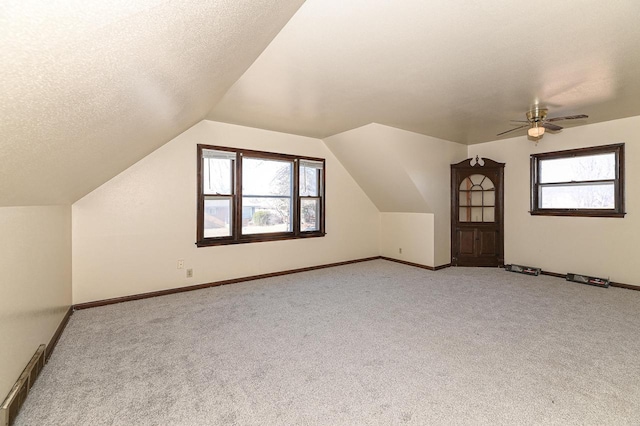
46,307,73,362
540,270,639,291
73,258,638,312
540,271,566,279
379,256,451,271
73,256,381,310
609,282,640,291
434,263,452,271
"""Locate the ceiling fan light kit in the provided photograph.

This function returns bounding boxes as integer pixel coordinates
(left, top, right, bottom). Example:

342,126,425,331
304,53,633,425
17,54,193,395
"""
497,107,588,140
528,122,545,138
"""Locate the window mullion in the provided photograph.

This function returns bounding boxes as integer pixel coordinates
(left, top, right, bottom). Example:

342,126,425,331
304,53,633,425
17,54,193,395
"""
234,153,242,241
293,159,300,235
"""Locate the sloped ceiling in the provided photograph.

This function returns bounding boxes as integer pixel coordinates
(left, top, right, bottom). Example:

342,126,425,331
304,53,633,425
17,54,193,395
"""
324,123,467,215
209,0,640,143
0,0,304,206
5,0,640,206
324,124,431,213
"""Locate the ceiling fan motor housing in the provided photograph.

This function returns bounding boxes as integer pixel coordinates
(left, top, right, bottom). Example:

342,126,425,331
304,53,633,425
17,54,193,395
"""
526,108,547,122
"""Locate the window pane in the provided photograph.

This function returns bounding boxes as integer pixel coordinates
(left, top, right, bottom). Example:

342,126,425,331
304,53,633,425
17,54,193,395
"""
459,206,492,222
540,183,615,209
459,207,469,222
540,153,615,184
470,191,482,206
483,207,495,222
460,207,483,222
300,166,319,196
484,191,495,206
301,198,320,231
459,191,469,206
460,174,494,191
469,174,484,186
204,197,232,237
243,158,292,196
460,177,471,190
480,176,495,190
242,197,292,234
203,157,233,195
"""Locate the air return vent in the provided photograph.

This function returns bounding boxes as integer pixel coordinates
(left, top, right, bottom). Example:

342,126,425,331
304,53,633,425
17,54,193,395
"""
505,264,541,276
566,273,609,288
0,344,46,426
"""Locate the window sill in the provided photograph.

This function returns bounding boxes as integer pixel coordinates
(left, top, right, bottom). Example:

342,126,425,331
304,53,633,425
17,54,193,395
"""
196,232,326,247
530,210,626,218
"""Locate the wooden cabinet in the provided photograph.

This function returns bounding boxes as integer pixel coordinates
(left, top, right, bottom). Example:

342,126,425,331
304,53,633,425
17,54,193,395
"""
451,157,504,267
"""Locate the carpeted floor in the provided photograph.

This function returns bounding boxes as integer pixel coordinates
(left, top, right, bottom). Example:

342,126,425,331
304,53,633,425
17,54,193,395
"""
15,260,640,425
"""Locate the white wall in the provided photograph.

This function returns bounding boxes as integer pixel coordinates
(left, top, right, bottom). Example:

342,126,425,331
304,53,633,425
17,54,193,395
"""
72,121,380,304
469,116,640,285
0,206,72,398
325,123,467,267
380,213,435,266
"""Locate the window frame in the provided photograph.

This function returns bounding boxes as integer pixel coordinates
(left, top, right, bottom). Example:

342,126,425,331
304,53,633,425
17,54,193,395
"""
530,143,625,218
196,144,326,247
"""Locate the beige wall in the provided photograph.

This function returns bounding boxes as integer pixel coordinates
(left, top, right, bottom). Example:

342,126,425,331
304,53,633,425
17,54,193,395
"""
0,206,72,398
325,124,467,267
380,213,435,266
5,116,639,398
468,116,640,285
72,121,380,304
324,124,431,212
372,126,467,266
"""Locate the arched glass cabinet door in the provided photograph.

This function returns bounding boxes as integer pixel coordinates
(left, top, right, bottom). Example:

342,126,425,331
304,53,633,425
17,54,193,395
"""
459,174,495,223
451,156,504,267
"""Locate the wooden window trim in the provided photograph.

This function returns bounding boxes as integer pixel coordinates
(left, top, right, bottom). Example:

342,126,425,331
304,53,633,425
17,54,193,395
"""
530,143,625,218
197,144,326,247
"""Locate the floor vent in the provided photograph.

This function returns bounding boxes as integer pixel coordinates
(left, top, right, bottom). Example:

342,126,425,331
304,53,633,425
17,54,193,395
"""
0,344,46,426
566,273,610,288
505,264,541,276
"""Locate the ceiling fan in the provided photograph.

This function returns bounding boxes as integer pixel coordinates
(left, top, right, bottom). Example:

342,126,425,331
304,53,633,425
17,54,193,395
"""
497,107,588,138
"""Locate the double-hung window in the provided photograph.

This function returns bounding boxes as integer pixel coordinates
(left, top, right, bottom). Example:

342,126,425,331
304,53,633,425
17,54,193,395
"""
299,160,324,232
530,143,625,217
197,145,325,246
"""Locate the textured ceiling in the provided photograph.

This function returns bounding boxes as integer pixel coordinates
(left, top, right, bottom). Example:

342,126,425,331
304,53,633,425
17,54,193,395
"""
0,0,304,206
5,0,640,206
209,0,640,143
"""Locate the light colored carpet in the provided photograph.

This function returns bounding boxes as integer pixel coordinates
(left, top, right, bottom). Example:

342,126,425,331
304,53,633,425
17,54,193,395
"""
15,259,640,425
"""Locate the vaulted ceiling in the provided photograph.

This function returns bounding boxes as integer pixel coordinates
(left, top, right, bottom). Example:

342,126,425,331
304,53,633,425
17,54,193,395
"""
209,0,640,142
3,0,640,206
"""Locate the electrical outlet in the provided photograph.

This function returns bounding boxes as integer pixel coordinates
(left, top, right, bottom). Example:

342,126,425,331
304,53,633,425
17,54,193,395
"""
186,269,193,278
177,259,184,269
399,248,402,254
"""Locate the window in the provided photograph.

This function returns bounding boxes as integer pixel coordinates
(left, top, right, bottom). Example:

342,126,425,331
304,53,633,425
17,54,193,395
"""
530,143,625,217
197,145,325,246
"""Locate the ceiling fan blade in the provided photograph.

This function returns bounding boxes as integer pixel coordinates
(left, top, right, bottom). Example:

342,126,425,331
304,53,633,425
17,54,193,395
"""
496,124,529,136
509,120,529,123
542,122,563,131
546,114,588,122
